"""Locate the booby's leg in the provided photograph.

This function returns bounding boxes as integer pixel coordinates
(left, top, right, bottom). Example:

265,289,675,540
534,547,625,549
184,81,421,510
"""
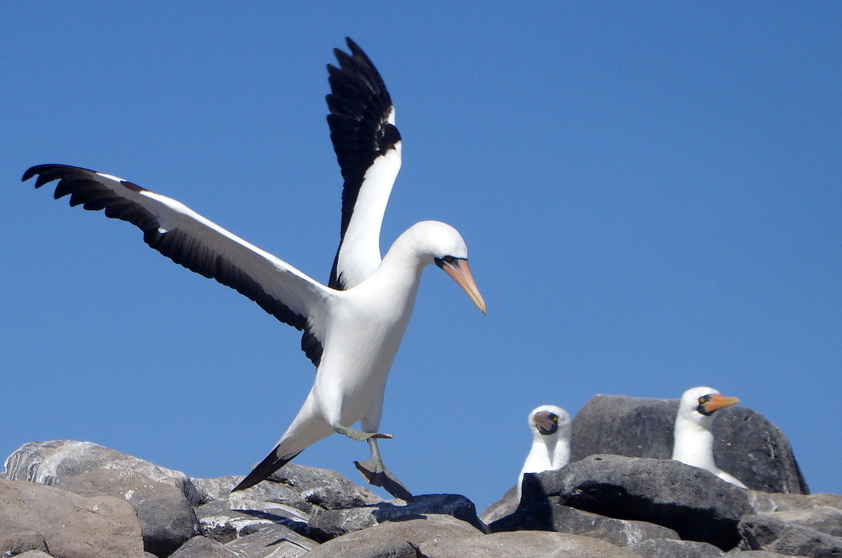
354,436,414,501
333,424,393,442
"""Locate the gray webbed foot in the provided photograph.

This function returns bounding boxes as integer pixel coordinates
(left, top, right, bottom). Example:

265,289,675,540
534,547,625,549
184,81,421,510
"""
354,459,414,502
352,436,414,501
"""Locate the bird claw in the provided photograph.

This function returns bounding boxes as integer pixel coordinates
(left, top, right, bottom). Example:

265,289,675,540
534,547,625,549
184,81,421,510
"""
354,460,414,502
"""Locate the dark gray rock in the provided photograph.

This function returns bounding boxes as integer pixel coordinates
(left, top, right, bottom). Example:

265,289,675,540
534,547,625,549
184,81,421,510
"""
227,462,382,513
521,454,752,550
5,437,841,558
0,530,49,556
196,498,310,542
58,468,200,557
490,503,679,549
571,394,809,494
0,478,144,558
480,484,519,524
763,507,842,537
739,514,842,557
169,536,239,558
628,538,725,558
225,524,318,557
304,515,483,558
726,552,798,557
421,530,643,558
748,491,842,514
308,493,484,540
4,440,201,505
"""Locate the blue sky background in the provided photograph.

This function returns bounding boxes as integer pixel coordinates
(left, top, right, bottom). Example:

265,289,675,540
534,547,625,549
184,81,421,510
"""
2,3,839,511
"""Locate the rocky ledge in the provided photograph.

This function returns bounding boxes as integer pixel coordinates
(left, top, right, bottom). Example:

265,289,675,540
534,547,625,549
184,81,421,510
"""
1,395,839,558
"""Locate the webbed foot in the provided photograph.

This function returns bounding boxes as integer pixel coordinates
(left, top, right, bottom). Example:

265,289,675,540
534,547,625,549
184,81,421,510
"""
354,459,414,502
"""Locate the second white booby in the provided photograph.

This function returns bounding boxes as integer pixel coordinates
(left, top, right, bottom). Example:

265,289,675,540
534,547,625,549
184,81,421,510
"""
672,386,747,488
21,39,486,501
518,404,572,497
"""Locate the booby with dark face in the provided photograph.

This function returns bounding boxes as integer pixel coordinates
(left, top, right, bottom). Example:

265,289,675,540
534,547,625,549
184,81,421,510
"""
518,404,571,496
21,38,486,501
672,386,747,488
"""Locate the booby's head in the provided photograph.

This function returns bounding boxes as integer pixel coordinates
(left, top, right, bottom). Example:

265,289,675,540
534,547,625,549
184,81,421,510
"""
399,220,486,314
528,404,571,439
679,386,740,423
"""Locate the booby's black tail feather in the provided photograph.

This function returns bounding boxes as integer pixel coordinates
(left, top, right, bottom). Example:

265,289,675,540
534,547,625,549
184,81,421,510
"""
232,448,302,492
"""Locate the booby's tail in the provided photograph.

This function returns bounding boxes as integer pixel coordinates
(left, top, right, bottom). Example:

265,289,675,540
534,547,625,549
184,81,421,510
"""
232,402,334,492
231,447,303,492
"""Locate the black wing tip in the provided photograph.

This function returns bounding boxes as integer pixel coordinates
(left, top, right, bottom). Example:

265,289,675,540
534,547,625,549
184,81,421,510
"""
22,164,100,187
21,166,39,182
332,37,363,62
231,449,301,493
22,164,66,185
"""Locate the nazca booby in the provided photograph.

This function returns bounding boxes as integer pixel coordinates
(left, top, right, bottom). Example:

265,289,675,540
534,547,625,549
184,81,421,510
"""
518,405,571,497
21,38,486,501
672,386,747,488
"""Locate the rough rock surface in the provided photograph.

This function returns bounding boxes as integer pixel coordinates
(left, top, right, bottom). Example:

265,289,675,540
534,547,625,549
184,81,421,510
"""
224,523,318,557
571,394,809,493
1,395,836,558
739,513,842,556
517,454,753,549
421,530,644,558
305,514,481,558
0,477,144,558
626,538,725,558
191,463,382,512
58,468,200,556
168,536,239,558
4,440,201,504
308,493,483,540
0,530,49,556
480,484,519,524
491,502,680,547
196,497,311,543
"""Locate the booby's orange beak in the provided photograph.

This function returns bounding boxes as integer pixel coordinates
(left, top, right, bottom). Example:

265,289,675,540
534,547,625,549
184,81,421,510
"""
699,393,740,414
438,257,486,315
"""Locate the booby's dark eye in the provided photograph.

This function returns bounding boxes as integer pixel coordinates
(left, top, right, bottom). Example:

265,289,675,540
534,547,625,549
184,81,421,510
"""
551,414,558,423
443,256,455,263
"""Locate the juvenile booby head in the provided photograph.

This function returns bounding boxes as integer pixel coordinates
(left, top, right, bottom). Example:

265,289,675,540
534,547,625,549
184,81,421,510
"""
518,404,571,497
672,386,747,488
20,38,486,501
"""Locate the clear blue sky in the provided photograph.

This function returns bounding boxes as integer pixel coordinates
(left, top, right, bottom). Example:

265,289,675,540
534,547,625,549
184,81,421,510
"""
2,4,839,511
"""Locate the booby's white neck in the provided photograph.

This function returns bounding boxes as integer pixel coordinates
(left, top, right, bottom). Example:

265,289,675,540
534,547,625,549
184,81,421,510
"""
672,413,717,470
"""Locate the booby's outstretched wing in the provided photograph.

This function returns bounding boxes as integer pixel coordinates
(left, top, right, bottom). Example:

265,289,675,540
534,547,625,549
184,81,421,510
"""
326,37,401,290
22,164,332,365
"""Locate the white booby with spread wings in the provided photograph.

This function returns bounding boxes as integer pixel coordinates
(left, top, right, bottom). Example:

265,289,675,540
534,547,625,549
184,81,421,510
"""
672,386,747,489
21,38,486,501
518,405,572,497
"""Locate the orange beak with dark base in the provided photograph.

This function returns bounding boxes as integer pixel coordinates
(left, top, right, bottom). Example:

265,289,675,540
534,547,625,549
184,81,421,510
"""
699,393,740,414
437,257,486,315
